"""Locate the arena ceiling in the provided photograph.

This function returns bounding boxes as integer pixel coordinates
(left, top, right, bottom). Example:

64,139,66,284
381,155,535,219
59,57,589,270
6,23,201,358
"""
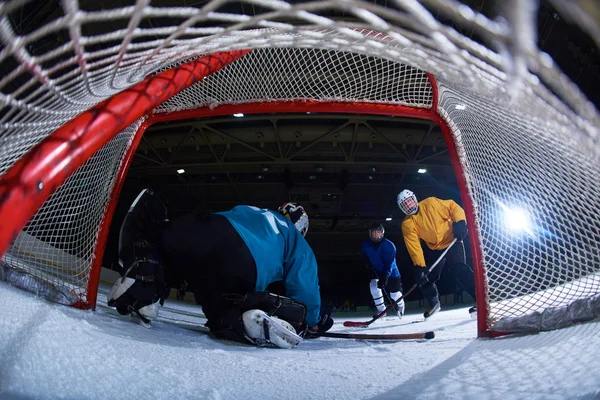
123,112,457,260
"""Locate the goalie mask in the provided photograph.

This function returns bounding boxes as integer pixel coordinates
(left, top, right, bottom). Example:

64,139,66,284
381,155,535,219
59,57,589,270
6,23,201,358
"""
368,223,385,243
278,202,309,237
397,189,419,215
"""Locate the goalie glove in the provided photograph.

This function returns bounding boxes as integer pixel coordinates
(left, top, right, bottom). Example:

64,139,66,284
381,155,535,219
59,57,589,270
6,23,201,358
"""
306,305,334,337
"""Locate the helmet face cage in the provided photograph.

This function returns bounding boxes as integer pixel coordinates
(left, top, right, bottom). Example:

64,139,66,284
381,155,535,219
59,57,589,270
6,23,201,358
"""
278,202,309,236
368,224,385,242
397,189,418,215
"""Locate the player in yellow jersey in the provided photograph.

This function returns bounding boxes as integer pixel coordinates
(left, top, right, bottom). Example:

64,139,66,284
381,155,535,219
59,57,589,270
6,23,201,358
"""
397,189,476,319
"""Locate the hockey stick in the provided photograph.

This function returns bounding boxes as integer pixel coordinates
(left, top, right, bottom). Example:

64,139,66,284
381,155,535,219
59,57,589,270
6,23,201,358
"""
315,331,434,341
344,238,458,328
382,288,402,320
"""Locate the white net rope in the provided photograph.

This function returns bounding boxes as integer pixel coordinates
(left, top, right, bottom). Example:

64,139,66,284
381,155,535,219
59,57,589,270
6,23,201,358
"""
2,121,139,304
0,0,597,327
156,47,433,112
437,83,600,326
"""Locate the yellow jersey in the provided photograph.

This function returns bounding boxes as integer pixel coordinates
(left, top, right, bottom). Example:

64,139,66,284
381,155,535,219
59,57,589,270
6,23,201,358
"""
401,197,466,266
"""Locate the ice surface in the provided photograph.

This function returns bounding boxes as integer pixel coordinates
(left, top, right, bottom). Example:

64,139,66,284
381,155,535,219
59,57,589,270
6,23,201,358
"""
0,282,598,400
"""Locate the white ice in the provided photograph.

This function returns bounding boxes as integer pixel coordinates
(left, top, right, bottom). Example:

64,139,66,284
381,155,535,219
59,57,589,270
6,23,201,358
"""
0,281,598,400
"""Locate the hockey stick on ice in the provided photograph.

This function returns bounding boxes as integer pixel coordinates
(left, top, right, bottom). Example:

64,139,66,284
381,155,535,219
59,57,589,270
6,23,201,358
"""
344,238,458,328
315,331,434,341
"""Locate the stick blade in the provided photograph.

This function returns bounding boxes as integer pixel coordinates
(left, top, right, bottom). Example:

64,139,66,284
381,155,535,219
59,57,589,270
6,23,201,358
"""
343,321,369,327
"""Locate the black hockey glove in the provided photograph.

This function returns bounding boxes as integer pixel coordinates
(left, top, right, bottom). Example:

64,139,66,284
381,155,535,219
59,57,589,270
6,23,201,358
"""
414,266,429,287
377,273,389,289
452,220,468,241
306,307,334,337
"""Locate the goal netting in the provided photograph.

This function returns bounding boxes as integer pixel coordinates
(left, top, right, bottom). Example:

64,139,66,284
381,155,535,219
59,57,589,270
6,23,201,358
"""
0,0,598,335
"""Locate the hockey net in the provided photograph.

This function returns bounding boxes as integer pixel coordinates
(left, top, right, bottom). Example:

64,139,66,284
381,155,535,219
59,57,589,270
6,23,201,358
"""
0,0,598,336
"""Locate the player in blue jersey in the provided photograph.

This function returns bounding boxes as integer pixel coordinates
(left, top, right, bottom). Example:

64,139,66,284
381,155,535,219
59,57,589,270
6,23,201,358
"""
107,189,333,348
361,223,405,319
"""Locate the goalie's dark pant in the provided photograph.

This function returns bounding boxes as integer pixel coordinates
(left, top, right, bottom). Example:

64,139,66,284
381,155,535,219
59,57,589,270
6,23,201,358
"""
419,241,476,307
161,213,257,330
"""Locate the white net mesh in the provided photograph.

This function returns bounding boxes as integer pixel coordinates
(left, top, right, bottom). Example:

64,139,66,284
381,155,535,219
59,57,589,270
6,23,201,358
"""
0,0,598,331
2,121,139,305
156,47,433,112
437,83,600,326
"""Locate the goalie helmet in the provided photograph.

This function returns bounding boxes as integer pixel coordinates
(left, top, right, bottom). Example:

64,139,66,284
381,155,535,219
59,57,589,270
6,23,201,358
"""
278,202,309,236
397,189,419,215
368,223,385,243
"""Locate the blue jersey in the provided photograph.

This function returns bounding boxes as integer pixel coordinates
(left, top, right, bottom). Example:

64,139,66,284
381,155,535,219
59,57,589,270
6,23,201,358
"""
215,206,321,326
361,238,400,278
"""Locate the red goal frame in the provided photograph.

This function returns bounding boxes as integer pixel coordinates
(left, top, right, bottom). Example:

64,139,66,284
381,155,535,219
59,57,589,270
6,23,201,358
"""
0,51,488,336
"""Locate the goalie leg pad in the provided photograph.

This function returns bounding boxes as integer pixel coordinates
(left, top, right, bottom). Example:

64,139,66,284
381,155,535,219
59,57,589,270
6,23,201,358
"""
242,309,303,349
236,291,307,335
208,291,307,347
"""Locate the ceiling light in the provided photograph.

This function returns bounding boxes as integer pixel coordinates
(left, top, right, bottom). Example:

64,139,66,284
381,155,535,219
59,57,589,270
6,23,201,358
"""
233,113,244,117
418,168,427,174
176,169,185,174
455,104,466,110
385,217,392,221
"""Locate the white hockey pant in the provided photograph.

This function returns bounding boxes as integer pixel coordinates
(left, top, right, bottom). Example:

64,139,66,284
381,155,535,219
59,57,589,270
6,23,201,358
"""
370,279,405,315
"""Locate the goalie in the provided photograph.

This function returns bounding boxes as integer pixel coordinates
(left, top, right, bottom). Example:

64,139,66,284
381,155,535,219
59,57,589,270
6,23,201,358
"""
107,189,333,348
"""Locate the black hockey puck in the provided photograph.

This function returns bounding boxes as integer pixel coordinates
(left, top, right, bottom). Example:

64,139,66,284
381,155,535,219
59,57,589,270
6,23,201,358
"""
424,331,435,339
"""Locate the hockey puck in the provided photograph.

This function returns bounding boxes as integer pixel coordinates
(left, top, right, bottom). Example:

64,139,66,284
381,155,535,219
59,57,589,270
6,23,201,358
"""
424,331,435,339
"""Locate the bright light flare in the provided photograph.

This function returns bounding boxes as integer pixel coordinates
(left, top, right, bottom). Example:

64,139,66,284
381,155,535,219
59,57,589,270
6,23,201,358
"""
502,205,533,234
